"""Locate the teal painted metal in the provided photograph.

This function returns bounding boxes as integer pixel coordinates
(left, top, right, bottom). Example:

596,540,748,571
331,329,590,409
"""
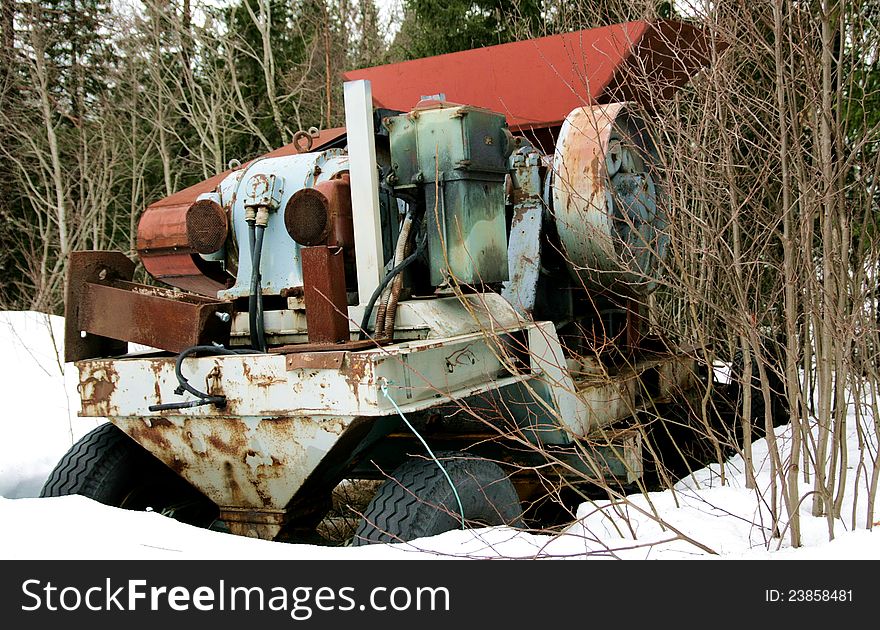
502,139,544,316
386,102,512,287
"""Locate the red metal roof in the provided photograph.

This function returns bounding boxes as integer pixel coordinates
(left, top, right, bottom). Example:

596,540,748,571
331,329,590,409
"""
344,20,719,131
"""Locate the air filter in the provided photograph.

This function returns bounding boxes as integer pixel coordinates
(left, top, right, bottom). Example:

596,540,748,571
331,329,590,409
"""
285,188,331,246
186,199,229,255
284,176,353,249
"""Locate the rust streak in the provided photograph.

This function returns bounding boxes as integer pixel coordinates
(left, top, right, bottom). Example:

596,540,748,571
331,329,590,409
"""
125,424,173,451
207,434,244,458
341,355,370,399
81,377,116,405
241,362,285,388
590,155,601,196
79,363,119,412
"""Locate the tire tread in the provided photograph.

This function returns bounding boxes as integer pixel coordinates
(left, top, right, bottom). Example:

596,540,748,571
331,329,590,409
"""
353,453,522,546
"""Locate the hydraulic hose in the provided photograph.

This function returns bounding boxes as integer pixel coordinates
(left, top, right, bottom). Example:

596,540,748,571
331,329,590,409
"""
254,224,267,351
247,221,259,351
358,227,427,341
375,210,414,335
383,235,413,340
148,345,251,412
249,223,268,352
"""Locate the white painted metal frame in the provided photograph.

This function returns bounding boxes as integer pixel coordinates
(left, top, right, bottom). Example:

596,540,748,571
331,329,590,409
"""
343,80,385,305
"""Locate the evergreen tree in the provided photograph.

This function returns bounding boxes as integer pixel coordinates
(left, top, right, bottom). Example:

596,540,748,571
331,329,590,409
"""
391,0,545,59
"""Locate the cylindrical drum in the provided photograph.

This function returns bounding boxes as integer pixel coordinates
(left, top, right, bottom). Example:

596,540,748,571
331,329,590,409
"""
551,103,667,296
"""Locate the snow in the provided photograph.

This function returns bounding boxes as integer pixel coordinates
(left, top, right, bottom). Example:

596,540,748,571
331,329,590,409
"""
1,310,878,560
0,312,105,500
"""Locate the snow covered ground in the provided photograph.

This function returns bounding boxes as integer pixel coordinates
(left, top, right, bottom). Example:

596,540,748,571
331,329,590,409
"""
1,310,878,560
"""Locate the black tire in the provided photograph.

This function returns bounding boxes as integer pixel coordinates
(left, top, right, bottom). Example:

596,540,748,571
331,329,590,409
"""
40,422,218,528
352,452,524,546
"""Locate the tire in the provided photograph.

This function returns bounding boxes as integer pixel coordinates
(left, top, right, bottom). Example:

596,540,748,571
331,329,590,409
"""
352,452,524,546
40,422,218,528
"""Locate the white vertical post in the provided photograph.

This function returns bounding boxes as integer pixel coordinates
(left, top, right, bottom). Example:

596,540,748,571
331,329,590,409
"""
343,80,384,306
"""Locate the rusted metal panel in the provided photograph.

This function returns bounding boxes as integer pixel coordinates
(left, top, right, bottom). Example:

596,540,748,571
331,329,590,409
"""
625,298,646,349
114,412,358,539
502,204,542,316
219,508,288,540
301,245,350,344
577,374,638,432
274,339,382,354
657,354,700,400
222,292,523,346
385,293,523,339
284,351,347,371
76,328,541,419
344,20,721,132
78,353,361,419
137,203,228,297
74,320,700,539
77,279,232,354
65,251,136,363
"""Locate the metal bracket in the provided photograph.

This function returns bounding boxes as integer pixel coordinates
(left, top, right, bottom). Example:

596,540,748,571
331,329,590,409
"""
244,173,284,212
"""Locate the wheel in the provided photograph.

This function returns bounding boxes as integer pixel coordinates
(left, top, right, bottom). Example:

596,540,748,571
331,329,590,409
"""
40,422,218,528
352,452,524,546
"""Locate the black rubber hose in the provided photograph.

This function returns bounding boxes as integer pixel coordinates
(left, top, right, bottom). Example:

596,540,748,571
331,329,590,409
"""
358,228,427,341
247,221,259,351
254,224,267,352
147,398,218,411
245,218,268,353
148,345,251,412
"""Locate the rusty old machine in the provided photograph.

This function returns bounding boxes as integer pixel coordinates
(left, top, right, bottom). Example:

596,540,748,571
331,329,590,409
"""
42,20,723,544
